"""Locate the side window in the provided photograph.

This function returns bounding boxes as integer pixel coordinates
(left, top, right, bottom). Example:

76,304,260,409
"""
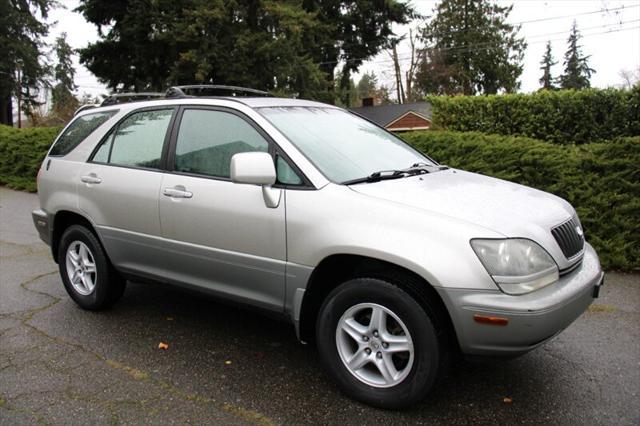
174,109,269,178
92,131,113,163
276,156,303,185
49,110,118,156
106,109,174,168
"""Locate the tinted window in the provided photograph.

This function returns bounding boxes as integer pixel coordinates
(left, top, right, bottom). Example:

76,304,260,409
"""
175,109,269,178
49,110,118,156
276,156,302,185
92,131,113,163
108,109,173,168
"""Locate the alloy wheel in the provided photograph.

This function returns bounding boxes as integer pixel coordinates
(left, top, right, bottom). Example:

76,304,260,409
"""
335,303,414,388
65,241,97,296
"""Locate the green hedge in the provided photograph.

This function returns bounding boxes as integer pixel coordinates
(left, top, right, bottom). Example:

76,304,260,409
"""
403,131,640,270
427,88,640,144
0,125,62,192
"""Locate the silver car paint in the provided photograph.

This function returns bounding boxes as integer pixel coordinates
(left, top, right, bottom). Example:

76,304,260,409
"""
349,169,581,271
157,173,287,311
34,96,603,356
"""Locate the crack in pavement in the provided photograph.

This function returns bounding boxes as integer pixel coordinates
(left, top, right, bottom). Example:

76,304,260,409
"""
2,254,275,426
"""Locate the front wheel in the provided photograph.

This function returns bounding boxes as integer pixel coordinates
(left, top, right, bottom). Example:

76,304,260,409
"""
316,278,445,409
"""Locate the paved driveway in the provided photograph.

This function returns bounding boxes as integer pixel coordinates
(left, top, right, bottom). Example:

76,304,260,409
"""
1,187,638,425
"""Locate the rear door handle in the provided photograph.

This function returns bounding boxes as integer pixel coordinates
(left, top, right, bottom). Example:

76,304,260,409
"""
80,174,102,184
163,187,193,199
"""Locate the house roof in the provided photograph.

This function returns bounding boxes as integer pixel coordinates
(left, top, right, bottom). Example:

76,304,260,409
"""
350,102,432,127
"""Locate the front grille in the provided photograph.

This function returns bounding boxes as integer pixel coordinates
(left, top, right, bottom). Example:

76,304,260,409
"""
551,216,585,259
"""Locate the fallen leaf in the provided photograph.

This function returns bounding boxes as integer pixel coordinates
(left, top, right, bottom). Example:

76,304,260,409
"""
158,342,169,350
503,397,513,404
224,360,232,365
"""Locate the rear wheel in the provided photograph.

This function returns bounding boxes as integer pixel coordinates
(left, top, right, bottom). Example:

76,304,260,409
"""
58,225,126,310
316,278,446,409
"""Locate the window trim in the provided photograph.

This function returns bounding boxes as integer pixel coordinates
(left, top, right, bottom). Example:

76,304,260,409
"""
87,106,178,172
166,105,314,189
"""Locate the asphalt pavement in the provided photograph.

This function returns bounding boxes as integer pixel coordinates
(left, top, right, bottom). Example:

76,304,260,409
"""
1,187,638,425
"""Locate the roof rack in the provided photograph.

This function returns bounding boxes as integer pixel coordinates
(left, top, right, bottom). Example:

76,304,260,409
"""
100,92,165,106
165,85,271,98
97,85,270,108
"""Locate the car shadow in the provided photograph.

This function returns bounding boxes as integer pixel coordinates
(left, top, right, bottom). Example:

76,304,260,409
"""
72,279,586,423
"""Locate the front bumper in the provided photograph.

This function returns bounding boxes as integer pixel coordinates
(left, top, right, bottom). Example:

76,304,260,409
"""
32,209,52,246
437,243,603,356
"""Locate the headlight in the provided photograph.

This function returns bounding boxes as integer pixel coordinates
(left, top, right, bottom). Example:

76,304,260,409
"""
471,239,559,295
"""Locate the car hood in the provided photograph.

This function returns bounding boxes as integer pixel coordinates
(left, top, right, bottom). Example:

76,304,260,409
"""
349,169,574,238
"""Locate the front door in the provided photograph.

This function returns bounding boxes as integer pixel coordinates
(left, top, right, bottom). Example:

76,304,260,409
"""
158,107,286,311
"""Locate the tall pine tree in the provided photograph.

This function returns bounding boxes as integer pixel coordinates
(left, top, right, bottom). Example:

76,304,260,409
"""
415,0,526,95
0,0,53,125
559,22,595,90
539,41,557,90
51,33,77,114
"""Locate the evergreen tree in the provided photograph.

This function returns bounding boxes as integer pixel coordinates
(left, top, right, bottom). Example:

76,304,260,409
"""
334,72,357,108
302,1,415,104
51,33,77,113
0,0,54,125
415,0,526,95
76,0,413,104
539,41,557,90
559,22,595,89
356,72,379,101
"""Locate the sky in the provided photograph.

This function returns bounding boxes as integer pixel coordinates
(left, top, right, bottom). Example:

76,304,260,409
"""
46,0,640,99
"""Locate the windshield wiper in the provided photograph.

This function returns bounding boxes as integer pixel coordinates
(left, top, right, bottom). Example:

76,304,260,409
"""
342,170,407,185
410,162,450,172
342,163,450,185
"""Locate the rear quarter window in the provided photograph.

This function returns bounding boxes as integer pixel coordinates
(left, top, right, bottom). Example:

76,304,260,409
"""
49,110,118,156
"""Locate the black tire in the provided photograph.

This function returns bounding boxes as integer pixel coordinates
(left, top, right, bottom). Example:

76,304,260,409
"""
58,224,126,310
316,278,446,409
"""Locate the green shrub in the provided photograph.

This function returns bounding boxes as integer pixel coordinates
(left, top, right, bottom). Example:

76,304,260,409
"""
0,125,62,192
427,87,640,144
402,130,640,270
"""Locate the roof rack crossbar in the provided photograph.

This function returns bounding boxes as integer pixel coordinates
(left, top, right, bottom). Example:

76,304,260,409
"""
165,85,271,98
100,92,165,106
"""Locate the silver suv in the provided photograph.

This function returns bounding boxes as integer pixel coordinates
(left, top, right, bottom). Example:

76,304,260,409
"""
32,85,604,409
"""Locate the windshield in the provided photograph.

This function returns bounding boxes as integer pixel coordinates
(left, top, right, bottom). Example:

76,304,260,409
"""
258,107,435,183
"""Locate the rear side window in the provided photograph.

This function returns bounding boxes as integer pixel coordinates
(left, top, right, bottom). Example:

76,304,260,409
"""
91,108,174,169
49,110,118,156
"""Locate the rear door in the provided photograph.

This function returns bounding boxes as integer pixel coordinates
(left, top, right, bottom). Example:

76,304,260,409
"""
157,106,286,311
78,107,176,276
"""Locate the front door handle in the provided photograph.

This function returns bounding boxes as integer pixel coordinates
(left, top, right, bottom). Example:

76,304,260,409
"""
80,174,102,184
163,187,193,199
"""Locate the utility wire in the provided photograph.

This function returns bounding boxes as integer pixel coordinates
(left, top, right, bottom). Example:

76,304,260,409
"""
321,20,640,67
317,4,639,66
510,3,638,26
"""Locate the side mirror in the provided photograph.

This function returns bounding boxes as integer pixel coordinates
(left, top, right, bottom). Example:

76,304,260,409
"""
230,152,276,186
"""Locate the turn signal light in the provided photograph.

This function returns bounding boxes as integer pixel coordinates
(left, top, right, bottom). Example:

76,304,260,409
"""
473,314,509,326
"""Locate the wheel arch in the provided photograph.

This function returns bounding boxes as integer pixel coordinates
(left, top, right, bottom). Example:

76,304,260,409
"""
297,254,458,350
51,210,101,263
